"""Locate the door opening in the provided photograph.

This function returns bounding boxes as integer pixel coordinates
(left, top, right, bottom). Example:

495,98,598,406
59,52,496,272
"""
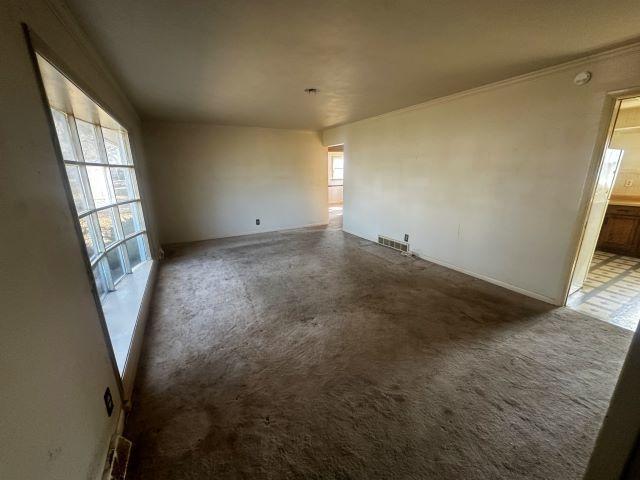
328,144,344,230
567,95,640,331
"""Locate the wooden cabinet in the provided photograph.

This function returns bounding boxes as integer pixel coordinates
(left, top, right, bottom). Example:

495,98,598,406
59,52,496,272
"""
597,205,640,256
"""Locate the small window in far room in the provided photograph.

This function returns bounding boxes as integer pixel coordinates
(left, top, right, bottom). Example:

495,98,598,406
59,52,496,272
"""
331,154,344,180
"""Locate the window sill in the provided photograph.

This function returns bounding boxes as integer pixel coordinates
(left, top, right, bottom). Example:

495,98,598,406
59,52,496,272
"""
101,260,153,374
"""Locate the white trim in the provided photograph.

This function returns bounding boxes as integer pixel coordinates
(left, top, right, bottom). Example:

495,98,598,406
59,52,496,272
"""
561,88,640,305
345,228,560,305
328,151,344,182
121,260,158,400
415,252,560,305
323,41,640,132
164,222,330,246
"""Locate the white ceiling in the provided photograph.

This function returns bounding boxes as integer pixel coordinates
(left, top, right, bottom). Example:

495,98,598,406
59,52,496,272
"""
65,0,640,130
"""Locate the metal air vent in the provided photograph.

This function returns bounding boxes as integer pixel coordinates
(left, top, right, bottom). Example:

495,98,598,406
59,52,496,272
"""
104,435,132,480
378,235,409,253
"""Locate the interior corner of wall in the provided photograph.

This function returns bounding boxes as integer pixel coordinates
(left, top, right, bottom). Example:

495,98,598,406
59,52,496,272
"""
321,127,345,147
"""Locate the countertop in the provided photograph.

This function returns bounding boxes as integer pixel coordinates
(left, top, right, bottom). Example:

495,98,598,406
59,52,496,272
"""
609,196,640,207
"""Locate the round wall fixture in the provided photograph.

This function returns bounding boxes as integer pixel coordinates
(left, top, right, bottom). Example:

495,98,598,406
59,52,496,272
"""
574,71,592,86
304,88,319,94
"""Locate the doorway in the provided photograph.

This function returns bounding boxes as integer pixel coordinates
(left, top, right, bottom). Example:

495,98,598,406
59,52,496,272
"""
328,144,344,229
567,95,640,331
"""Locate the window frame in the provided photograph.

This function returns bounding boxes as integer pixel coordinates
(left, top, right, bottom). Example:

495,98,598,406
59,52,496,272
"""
26,27,156,392
53,108,150,295
329,152,344,182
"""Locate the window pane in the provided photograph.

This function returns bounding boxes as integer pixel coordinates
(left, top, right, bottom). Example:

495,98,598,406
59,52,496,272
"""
93,263,108,297
140,234,150,261
86,166,114,207
118,202,144,237
331,155,344,180
51,110,76,161
106,247,125,283
102,127,128,165
97,208,118,246
125,235,147,269
110,167,137,202
76,119,103,163
79,216,97,259
65,165,89,213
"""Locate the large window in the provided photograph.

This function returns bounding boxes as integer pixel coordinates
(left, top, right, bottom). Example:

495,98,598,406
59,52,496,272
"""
51,108,150,298
36,52,153,377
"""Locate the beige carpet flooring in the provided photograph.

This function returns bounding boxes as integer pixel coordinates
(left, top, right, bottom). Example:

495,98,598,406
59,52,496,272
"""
125,220,632,479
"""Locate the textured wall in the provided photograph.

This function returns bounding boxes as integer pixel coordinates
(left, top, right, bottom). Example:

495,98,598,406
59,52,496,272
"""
144,122,328,244
323,46,640,305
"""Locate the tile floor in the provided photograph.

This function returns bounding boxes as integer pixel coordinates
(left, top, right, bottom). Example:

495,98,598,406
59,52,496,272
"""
567,250,640,331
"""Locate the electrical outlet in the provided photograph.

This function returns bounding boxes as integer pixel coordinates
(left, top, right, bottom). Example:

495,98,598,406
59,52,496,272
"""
256,219,260,225
104,387,114,417
625,179,633,187
404,234,409,242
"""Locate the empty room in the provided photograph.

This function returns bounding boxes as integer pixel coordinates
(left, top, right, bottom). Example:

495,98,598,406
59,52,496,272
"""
4,1,640,479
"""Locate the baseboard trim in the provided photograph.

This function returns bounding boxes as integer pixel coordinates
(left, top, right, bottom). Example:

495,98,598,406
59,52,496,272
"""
345,228,561,306
121,260,159,401
162,221,330,247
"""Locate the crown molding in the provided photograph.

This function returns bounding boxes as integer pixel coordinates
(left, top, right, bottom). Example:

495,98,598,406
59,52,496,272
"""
324,41,640,132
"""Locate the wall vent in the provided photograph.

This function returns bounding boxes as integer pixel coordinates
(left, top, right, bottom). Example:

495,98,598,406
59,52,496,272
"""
104,435,132,480
378,235,409,253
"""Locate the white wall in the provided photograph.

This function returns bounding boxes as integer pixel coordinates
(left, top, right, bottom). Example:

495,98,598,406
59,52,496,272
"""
0,1,157,479
584,326,640,479
144,122,328,244
323,45,640,305
611,117,640,198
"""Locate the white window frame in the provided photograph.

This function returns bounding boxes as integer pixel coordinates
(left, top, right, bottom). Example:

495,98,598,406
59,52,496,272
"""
329,152,344,182
52,108,150,296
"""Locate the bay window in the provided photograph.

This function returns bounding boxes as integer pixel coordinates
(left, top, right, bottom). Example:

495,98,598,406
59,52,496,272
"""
37,51,153,376
50,108,150,296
